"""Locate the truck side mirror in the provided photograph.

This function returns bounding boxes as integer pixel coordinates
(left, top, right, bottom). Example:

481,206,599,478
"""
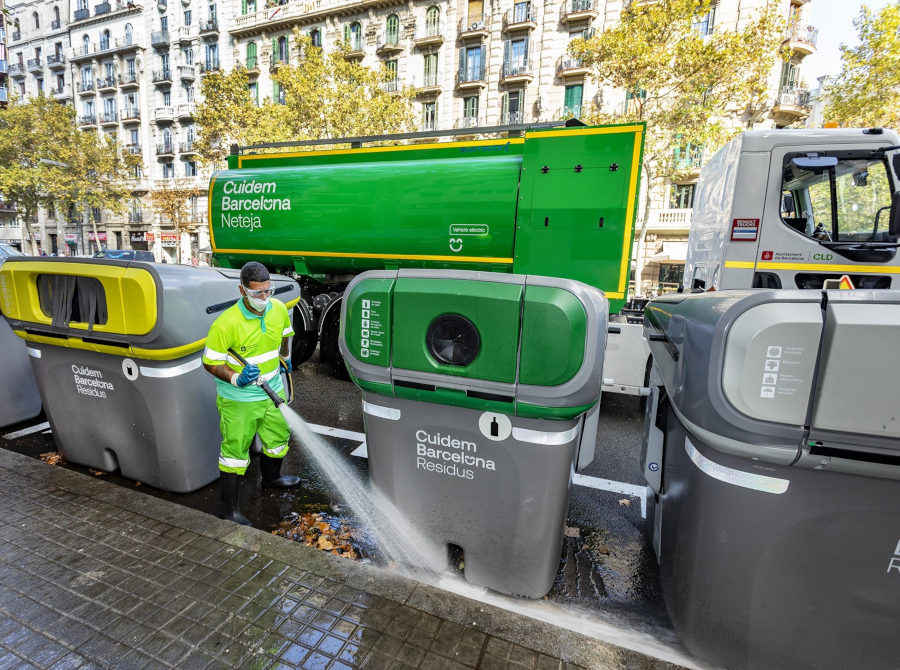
890,191,900,238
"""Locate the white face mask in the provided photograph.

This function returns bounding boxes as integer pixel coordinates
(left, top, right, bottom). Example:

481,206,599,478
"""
242,285,270,312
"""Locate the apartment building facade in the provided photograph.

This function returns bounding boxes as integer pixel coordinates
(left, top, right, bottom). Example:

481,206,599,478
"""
4,0,816,289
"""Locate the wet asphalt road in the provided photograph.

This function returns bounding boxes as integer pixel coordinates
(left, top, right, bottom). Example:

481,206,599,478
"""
0,350,672,643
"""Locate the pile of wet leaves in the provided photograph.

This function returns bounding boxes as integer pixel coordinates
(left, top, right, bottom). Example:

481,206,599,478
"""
272,512,362,560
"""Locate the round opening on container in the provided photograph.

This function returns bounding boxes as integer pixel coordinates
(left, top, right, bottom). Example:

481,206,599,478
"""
426,313,480,367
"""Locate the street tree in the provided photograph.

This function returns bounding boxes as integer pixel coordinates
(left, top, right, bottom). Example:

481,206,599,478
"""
825,2,900,129
148,178,205,264
0,94,140,254
196,31,416,167
568,0,784,294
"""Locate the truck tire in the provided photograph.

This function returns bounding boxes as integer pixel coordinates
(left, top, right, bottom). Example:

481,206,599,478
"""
291,301,317,367
319,302,348,379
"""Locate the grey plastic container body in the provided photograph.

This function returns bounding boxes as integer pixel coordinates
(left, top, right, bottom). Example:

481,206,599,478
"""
643,289,900,670
362,392,582,598
0,316,42,429
3,259,300,492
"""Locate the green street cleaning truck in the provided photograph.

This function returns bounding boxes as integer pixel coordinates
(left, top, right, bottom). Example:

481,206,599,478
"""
207,122,653,394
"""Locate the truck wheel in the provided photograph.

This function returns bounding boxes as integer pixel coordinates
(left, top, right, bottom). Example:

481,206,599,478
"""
320,305,348,379
291,302,317,367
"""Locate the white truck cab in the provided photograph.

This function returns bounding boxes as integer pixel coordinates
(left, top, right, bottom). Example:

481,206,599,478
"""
685,128,900,291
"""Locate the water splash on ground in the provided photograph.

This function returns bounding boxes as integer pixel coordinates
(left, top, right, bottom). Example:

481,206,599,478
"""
279,404,446,578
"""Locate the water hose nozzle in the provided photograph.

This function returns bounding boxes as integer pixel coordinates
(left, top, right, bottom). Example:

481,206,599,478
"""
228,348,284,408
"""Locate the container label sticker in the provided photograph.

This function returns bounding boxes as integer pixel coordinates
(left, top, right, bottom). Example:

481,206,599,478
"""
759,344,807,399
72,364,115,399
888,539,900,575
358,297,386,360
477,412,511,441
415,429,496,481
449,224,489,236
731,218,759,241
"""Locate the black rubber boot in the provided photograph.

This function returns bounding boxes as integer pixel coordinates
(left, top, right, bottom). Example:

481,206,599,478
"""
260,456,301,488
219,473,251,526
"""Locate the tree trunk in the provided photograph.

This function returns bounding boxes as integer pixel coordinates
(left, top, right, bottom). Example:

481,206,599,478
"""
91,217,102,254
632,164,655,298
22,208,38,255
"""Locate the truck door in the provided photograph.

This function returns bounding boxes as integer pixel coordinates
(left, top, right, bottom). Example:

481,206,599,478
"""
754,143,899,290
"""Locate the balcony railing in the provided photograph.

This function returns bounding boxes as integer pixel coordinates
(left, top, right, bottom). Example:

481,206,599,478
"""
199,19,219,34
200,60,220,73
121,108,141,121
154,106,175,121
785,22,818,49
27,58,43,73
459,116,479,128
156,143,176,155
646,208,693,230
180,141,197,153
458,14,489,35
382,79,399,93
95,2,111,15
557,55,587,74
0,88,7,105
9,63,26,77
47,54,66,68
12,30,22,40
457,65,485,83
77,80,96,92
79,115,97,126
776,86,811,110
245,56,258,71
128,212,143,223
97,77,117,89
73,8,90,20
376,33,403,53
51,19,61,29
119,72,139,86
673,147,703,170
100,110,118,124
503,111,523,125
504,3,534,28
501,60,532,79
0,61,6,75
151,30,170,47
416,72,441,88
152,69,172,83
176,26,198,42
414,21,443,44
562,0,598,20
178,65,196,80
177,103,195,118
558,105,582,119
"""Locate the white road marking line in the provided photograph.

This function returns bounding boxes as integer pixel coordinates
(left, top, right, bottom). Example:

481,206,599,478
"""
2,422,51,440
349,443,368,458
306,423,366,443
572,473,647,518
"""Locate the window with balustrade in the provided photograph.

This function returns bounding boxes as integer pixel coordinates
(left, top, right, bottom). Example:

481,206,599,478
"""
463,96,478,125
246,42,256,68
670,184,695,209
425,6,440,36
344,22,362,51
422,101,437,130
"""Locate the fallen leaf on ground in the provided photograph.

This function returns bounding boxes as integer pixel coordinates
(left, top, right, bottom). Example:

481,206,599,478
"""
88,468,107,476
596,545,610,555
564,526,580,538
40,452,63,465
617,498,631,507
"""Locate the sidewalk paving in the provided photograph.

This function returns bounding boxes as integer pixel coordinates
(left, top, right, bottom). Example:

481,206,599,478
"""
0,448,685,670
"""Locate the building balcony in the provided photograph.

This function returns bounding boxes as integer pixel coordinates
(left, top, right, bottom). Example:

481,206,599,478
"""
73,8,90,21
95,1,111,15
125,143,142,155
376,34,403,56
557,105,582,120
500,61,533,85
128,212,144,223
79,115,98,127
343,47,365,61
456,66,486,90
121,108,141,122
231,2,329,38
0,200,16,213
152,69,172,85
48,54,66,69
413,72,441,95
646,208,692,232
413,22,443,48
180,141,198,155
118,72,139,87
456,116,480,129
177,103,195,118
561,0,598,25
97,76,117,91
784,22,818,58
77,80,96,94
11,30,22,41
458,14,490,39
557,55,589,78
269,56,287,72
27,58,43,73
0,61,6,75
772,86,811,125
113,36,140,53
9,63,26,78
0,88,8,105
199,61,220,75
54,87,72,102
151,30,170,48
156,142,175,157
503,4,536,32
245,57,259,75
154,106,175,122
51,19,62,30
176,25,198,43
199,19,218,36
178,65,196,81
502,111,524,125
100,110,118,125
381,79,400,94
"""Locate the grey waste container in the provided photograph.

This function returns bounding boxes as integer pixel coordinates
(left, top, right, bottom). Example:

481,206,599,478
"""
0,258,300,492
340,270,607,597
642,289,900,670
0,315,42,429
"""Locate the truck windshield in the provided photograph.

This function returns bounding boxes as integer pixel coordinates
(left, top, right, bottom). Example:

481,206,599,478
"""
781,154,895,244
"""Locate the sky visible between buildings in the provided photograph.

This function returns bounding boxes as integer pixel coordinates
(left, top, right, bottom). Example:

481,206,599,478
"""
804,0,894,82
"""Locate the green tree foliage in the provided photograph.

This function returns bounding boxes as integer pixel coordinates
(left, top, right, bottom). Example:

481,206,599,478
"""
0,95,139,253
568,0,784,294
825,3,900,129
148,178,205,263
196,32,416,166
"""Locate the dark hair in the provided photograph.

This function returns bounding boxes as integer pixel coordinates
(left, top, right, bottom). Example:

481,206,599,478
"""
240,261,270,285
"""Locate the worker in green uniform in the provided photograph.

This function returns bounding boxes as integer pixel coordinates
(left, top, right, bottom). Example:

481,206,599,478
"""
202,261,301,525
